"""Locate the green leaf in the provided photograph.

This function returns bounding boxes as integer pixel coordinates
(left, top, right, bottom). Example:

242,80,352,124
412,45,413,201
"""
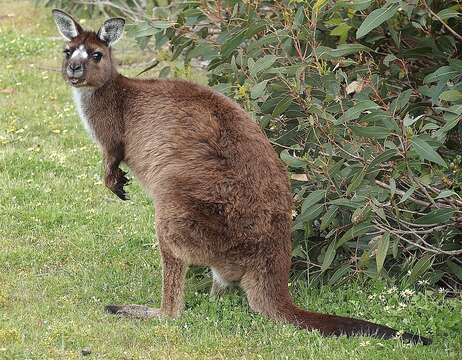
158,66,170,78
440,90,462,102
356,3,400,39
280,150,306,168
346,169,365,194
398,186,415,204
411,137,447,167
336,0,373,11
318,44,370,59
245,21,267,38
376,232,390,274
293,6,305,28
367,149,398,170
389,89,413,114
250,80,269,99
327,264,352,286
330,23,352,42
330,23,352,36
329,198,362,209
320,206,338,231
337,222,373,248
150,20,174,29
403,114,425,127
390,178,396,198
447,261,462,282
131,21,161,38
314,0,329,14
437,6,461,21
415,208,455,225
221,29,247,58
409,254,434,284
435,107,462,136
250,55,277,77
272,96,292,117
187,43,218,60
423,66,460,84
321,240,337,273
296,203,324,225
301,190,326,213
449,58,462,72
213,82,232,95
383,53,397,66
336,100,380,123
351,126,392,139
435,190,458,200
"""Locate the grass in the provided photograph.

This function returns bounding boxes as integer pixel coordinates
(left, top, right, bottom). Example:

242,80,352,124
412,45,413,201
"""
1,1,461,359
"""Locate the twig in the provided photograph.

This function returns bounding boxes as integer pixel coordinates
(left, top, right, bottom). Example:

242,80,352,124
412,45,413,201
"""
374,222,462,255
422,0,462,43
375,179,432,207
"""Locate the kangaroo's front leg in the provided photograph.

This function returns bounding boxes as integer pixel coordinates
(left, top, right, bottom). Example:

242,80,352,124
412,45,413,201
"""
103,145,129,200
106,240,187,319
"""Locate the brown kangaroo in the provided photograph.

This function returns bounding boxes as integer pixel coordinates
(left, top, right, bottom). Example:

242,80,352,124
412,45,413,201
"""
52,9,431,345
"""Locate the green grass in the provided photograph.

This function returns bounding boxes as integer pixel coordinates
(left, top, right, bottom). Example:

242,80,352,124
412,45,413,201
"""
1,1,461,359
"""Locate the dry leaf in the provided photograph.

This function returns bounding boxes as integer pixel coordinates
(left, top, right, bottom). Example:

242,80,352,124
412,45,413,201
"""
0,88,15,94
291,173,309,181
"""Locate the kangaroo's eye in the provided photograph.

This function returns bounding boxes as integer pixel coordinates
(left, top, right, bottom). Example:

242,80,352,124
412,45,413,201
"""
92,52,103,62
63,49,71,59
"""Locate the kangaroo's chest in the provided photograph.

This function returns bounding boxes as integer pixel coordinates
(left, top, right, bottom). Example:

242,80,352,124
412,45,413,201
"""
72,88,98,142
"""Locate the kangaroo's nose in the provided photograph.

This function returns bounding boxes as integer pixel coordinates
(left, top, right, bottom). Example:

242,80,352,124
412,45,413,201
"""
69,63,82,71
68,63,83,77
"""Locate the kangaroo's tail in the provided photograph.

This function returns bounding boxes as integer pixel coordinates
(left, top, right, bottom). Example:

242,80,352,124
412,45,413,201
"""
282,303,431,345
241,269,431,345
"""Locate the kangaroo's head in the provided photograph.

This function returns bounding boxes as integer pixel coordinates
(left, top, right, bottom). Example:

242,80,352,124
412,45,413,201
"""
52,9,125,88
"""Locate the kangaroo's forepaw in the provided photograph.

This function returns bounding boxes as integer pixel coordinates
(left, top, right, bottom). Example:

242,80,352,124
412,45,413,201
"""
105,169,130,201
105,304,162,319
113,181,129,201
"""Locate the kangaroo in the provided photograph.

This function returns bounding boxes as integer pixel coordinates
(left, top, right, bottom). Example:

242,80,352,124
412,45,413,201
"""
52,9,431,345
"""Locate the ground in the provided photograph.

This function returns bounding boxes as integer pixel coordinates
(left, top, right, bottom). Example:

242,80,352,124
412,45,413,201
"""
0,1,461,359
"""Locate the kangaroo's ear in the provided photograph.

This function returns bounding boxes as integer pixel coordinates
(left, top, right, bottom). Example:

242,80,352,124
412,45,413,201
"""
52,9,83,41
97,18,125,46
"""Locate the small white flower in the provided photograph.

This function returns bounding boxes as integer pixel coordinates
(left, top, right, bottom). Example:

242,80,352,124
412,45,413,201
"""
401,289,415,298
417,279,429,286
386,286,398,294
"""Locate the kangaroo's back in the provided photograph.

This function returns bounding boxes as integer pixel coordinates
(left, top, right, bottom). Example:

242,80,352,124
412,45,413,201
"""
121,78,290,206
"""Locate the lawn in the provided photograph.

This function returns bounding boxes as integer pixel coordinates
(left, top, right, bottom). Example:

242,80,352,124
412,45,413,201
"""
0,1,461,359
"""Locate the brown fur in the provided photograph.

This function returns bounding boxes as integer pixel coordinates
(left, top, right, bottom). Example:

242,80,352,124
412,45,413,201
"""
53,11,431,345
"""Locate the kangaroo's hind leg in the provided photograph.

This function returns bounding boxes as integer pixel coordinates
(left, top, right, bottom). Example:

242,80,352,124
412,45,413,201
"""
106,226,188,319
158,243,188,317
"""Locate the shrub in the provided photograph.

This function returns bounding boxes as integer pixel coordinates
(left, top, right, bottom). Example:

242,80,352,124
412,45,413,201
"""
44,0,462,289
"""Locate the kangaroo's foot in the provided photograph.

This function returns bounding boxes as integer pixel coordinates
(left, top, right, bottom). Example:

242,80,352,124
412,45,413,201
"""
105,304,162,319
